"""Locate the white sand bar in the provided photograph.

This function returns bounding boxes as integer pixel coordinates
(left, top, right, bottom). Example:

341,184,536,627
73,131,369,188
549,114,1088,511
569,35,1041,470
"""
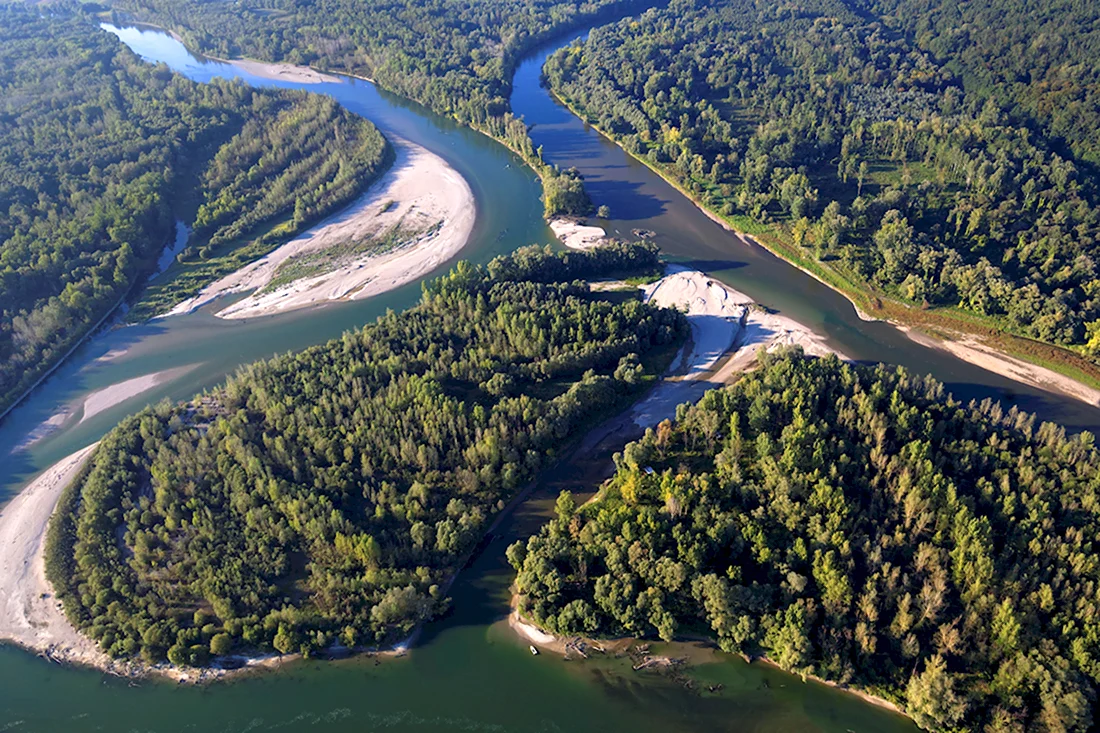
631,266,846,428
550,219,607,250
225,58,340,84
167,140,475,320
80,364,200,424
643,267,753,378
0,444,109,668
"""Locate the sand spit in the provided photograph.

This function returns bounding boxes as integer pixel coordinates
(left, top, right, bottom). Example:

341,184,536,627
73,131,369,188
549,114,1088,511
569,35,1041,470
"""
79,364,200,424
0,444,405,682
630,266,844,428
166,140,475,320
0,444,109,670
550,218,608,249
643,267,754,378
902,328,1100,408
222,57,340,84
508,610,567,655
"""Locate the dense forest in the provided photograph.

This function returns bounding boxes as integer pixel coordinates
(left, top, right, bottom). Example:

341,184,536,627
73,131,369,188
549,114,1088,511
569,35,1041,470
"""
107,0,636,216
543,0,1100,354
46,243,685,665
864,0,1100,165
512,351,1100,731
0,4,389,415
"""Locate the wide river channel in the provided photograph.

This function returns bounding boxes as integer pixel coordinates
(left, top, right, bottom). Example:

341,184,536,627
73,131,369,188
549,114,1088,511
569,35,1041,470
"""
1,19,1098,733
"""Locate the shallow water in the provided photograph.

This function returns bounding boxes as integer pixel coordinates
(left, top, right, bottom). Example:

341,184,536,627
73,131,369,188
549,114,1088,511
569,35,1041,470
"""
0,18,1094,732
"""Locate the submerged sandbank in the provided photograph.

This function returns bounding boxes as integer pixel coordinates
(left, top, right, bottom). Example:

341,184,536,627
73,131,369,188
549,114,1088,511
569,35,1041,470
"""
167,140,475,320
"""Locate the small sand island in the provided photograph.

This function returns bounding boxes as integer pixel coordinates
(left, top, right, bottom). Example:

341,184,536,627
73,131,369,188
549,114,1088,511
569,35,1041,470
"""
166,139,476,320
549,218,608,249
223,58,340,85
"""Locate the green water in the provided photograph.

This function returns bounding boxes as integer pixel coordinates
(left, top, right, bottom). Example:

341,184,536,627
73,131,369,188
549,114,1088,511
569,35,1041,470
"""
0,19,1094,732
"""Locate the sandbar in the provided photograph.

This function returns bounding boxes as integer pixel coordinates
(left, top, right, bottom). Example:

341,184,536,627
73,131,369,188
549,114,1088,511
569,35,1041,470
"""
223,57,340,84
550,218,608,249
167,139,475,320
631,266,845,428
80,364,200,423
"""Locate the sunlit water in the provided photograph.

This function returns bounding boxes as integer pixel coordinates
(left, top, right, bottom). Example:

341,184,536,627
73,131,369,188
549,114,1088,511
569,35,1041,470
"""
0,19,1092,732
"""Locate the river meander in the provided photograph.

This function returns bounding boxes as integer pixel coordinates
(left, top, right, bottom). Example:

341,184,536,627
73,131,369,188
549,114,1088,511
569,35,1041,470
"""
0,19,1096,733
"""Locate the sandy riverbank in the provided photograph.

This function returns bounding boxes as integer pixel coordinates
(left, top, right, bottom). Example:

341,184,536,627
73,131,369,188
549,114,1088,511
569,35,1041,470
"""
167,140,475,320
901,327,1100,408
0,444,108,670
550,218,608,249
630,266,845,427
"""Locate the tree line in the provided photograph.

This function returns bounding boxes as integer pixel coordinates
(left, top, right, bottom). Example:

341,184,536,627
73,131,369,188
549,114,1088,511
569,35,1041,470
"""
46,242,685,665
512,351,1100,732
542,0,1100,353
0,4,390,414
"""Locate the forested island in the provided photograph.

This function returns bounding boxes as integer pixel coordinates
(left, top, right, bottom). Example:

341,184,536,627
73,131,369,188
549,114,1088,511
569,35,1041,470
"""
46,243,685,665
105,0,639,218
0,4,390,416
512,351,1100,731
542,0,1100,375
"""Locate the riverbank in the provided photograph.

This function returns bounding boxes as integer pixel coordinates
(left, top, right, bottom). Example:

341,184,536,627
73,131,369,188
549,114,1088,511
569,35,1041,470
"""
165,140,475,320
901,327,1100,408
0,445,107,670
546,88,1100,409
508,603,908,722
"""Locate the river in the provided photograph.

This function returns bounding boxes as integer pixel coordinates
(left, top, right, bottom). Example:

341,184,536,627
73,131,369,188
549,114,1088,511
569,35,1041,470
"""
0,19,1095,733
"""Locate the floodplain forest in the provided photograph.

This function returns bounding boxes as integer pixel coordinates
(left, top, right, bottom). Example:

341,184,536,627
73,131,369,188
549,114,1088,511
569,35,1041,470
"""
47,243,685,665
0,4,389,415
543,0,1100,357
514,352,1100,732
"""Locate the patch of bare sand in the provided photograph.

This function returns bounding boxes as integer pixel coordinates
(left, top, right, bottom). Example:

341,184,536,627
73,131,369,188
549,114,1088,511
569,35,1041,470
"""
630,266,846,428
80,364,200,424
223,58,340,84
900,327,1100,408
0,444,108,669
166,140,475,320
550,219,607,249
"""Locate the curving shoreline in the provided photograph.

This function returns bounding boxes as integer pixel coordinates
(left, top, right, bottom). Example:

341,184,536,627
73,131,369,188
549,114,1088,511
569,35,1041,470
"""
0,445,108,670
547,88,1100,410
508,601,908,721
164,139,475,320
